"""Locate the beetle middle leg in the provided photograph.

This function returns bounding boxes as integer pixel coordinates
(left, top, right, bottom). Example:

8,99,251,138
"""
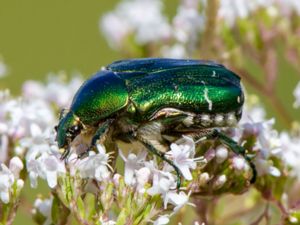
136,137,182,191
192,129,257,183
134,113,192,190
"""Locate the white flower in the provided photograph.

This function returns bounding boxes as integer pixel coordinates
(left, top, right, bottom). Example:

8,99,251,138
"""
243,119,281,158
101,0,171,47
293,82,300,108
9,156,24,178
279,132,300,178
135,167,151,192
0,164,14,203
232,156,248,171
42,155,66,188
101,12,131,48
148,171,176,197
167,136,204,180
0,134,9,163
153,215,170,225
77,151,110,181
240,102,266,123
218,0,272,26
255,158,281,177
172,1,204,44
119,150,147,185
165,191,194,213
161,44,187,59
23,75,82,108
99,217,116,225
22,74,81,111
27,152,65,188
33,197,53,225
218,0,300,27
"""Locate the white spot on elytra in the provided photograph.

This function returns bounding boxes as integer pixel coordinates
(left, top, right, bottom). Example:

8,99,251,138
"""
183,115,194,127
204,88,213,111
227,113,237,126
214,114,224,126
201,114,211,126
212,70,216,77
237,96,241,103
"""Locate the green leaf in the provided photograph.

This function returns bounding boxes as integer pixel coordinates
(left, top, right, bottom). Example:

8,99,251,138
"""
116,209,128,225
76,196,85,220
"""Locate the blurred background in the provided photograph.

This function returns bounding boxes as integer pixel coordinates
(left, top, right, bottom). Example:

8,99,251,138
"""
0,0,299,224
0,0,120,92
0,0,299,131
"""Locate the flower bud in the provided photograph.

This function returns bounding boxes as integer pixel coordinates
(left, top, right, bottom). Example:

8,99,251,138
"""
9,156,24,178
199,172,210,187
213,175,227,190
215,147,228,164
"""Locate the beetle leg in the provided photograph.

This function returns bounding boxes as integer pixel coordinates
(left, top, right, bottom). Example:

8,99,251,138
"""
137,139,182,191
77,119,114,159
195,129,257,183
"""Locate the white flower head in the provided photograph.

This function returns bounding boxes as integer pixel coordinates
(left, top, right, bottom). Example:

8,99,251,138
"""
161,44,188,59
167,136,204,180
147,171,176,197
77,151,110,182
135,166,151,192
99,217,116,225
231,156,248,171
173,1,204,44
9,156,24,178
101,0,171,47
166,191,194,213
22,75,83,108
0,134,9,163
280,132,300,178
153,215,170,225
27,151,65,188
119,149,147,186
33,196,53,225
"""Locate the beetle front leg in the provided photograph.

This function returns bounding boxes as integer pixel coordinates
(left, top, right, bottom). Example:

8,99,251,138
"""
195,129,257,183
77,119,114,158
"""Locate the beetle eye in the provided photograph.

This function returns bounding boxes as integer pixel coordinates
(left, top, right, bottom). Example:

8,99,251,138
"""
69,125,81,136
54,125,58,132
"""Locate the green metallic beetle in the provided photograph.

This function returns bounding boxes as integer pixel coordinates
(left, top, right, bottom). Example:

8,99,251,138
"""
55,58,256,188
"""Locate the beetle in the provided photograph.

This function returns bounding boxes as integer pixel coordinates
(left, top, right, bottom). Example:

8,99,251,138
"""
55,58,256,189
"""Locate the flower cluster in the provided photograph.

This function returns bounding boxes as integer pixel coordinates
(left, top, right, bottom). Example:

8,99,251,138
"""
101,0,300,59
0,74,299,224
0,75,81,224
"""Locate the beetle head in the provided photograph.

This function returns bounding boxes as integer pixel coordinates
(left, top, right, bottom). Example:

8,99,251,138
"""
55,110,83,159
